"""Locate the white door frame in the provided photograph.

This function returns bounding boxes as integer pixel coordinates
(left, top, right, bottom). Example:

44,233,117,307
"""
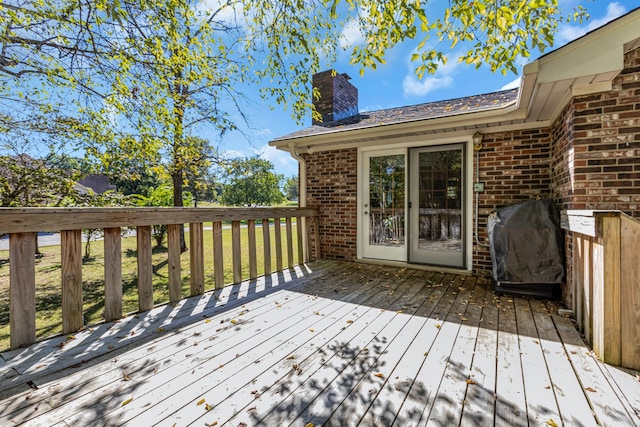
357,135,474,270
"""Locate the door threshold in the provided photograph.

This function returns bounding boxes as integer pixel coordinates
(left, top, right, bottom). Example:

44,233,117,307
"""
356,258,472,275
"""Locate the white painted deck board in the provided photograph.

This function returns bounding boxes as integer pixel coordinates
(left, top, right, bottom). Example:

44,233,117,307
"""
1,260,640,427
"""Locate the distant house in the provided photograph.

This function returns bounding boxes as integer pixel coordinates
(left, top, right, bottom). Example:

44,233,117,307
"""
270,8,640,309
76,174,116,195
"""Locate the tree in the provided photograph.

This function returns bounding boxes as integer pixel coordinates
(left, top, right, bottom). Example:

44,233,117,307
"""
0,153,80,207
284,176,299,201
133,184,194,247
220,157,284,207
1,0,589,209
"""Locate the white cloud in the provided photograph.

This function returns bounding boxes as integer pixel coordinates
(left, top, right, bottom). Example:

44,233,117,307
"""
557,2,627,44
253,145,299,176
501,76,521,90
340,18,365,50
402,55,461,98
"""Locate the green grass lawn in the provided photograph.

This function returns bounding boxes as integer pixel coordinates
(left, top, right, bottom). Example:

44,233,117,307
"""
0,224,300,351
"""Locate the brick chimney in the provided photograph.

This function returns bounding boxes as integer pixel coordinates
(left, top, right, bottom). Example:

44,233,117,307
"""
312,70,358,125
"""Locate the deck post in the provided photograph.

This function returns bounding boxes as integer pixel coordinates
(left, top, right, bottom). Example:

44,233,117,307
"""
262,218,272,275
136,226,154,311
189,222,205,296
167,224,182,304
212,221,224,288
61,229,83,334
248,220,257,279
104,227,123,322
9,232,37,349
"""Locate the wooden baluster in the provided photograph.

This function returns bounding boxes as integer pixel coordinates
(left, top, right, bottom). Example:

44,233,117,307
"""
274,217,283,271
305,217,313,263
248,220,257,280
9,232,37,349
285,217,294,268
104,227,122,322
189,222,205,296
297,217,304,264
136,226,154,312
167,224,182,304
262,218,271,275
232,220,242,284
213,221,224,288
61,229,83,334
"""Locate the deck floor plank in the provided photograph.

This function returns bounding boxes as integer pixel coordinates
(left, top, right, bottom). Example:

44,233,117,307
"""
424,276,484,426
391,274,472,425
530,299,598,426
150,264,418,425
1,260,639,427
547,300,638,426
514,297,561,426
249,268,427,427
494,294,527,427
459,279,498,426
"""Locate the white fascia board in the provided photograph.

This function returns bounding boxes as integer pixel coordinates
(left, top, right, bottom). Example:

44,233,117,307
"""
537,10,640,83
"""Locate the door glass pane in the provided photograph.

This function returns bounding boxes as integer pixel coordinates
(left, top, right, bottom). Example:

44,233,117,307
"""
418,150,462,252
369,155,405,247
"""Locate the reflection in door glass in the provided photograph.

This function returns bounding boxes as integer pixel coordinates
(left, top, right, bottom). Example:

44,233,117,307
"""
418,150,462,252
369,155,405,247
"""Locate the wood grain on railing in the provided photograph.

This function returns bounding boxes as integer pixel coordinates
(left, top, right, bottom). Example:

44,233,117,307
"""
1,207,319,349
562,210,640,370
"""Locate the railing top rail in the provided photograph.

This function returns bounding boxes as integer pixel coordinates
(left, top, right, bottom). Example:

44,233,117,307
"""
0,206,319,234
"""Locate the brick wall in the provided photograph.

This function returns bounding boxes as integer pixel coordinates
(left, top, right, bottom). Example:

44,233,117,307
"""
559,48,640,217
472,129,553,275
312,70,359,125
302,148,358,260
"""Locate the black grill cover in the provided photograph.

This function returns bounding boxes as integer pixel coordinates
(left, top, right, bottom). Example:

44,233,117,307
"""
487,198,564,284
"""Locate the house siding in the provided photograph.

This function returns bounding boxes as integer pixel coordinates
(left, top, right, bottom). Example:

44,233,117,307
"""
302,148,358,261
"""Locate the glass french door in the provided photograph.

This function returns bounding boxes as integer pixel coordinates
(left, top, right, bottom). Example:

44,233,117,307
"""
362,150,407,261
409,145,465,267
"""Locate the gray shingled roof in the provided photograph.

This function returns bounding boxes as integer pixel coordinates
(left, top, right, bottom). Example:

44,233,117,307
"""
274,88,519,141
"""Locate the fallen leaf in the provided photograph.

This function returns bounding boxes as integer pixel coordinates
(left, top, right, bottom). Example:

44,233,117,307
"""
122,372,132,381
121,397,133,406
546,419,558,427
374,373,384,379
305,424,315,427
197,398,206,406
466,378,476,385
585,387,597,392
156,327,165,333
205,319,212,323
205,422,218,426
230,319,237,324
287,355,296,360
346,320,353,323
205,403,213,411
436,324,441,329
309,329,315,333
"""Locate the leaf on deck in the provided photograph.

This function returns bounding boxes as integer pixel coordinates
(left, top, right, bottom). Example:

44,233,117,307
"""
122,372,132,381
545,419,558,426
121,397,133,406
197,398,206,406
585,387,597,392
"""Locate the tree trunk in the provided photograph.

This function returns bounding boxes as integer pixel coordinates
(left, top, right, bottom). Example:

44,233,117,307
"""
172,170,188,252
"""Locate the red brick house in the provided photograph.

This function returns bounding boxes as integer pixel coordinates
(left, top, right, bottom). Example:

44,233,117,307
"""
270,8,640,311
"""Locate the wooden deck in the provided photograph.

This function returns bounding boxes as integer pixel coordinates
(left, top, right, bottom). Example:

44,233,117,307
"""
1,260,639,426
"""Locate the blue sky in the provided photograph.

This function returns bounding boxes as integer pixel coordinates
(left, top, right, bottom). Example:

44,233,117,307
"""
230,0,639,179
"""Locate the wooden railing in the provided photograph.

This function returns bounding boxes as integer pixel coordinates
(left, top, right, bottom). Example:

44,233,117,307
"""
561,210,640,370
0,207,320,350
